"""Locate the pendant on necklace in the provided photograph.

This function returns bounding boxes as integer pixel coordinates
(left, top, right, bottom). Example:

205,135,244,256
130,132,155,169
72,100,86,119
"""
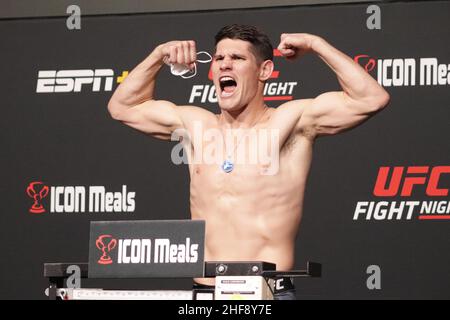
222,159,234,173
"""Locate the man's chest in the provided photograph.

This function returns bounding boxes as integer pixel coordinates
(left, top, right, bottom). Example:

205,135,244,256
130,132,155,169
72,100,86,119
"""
189,126,297,169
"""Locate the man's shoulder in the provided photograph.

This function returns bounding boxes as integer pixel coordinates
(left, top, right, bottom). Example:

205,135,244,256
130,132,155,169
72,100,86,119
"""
177,105,218,125
268,98,313,128
274,99,314,114
271,99,317,141
178,104,215,114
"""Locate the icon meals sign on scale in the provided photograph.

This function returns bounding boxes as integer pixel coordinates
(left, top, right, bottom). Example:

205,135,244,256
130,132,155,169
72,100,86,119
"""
88,220,205,278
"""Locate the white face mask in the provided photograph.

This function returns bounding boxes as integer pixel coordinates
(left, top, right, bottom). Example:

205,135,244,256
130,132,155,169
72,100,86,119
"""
164,51,212,79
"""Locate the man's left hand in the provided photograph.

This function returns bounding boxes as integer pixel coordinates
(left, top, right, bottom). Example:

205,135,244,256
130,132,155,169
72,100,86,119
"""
277,33,320,60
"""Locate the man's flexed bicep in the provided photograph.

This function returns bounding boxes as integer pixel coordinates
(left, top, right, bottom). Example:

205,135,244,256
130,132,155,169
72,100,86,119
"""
278,33,390,138
110,99,184,140
297,90,388,138
107,40,198,140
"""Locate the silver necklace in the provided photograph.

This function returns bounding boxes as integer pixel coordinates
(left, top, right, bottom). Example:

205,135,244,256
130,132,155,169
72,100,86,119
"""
220,107,268,173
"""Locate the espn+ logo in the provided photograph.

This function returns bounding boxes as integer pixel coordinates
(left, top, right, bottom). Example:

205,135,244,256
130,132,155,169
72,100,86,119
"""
35,69,129,93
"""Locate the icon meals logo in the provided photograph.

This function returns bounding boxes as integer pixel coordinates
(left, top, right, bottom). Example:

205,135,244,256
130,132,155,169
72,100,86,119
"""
354,55,450,87
95,236,199,265
26,181,49,214
26,181,136,214
96,235,118,265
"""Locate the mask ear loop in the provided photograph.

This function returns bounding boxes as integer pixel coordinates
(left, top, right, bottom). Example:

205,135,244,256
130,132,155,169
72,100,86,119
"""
165,51,213,79
180,63,197,79
196,51,213,64
180,51,212,79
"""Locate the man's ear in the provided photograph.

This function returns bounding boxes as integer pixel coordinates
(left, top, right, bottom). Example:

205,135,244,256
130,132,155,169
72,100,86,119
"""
259,60,274,81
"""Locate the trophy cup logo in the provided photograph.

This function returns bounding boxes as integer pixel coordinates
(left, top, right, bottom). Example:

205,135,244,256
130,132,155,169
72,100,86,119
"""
354,54,376,72
96,235,117,265
26,181,49,214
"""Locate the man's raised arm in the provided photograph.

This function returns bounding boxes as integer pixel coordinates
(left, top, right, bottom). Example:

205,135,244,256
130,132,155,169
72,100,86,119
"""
277,33,390,138
107,40,197,140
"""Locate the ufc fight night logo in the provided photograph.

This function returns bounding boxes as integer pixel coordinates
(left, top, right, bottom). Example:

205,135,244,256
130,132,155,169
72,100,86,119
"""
189,49,298,103
353,166,450,221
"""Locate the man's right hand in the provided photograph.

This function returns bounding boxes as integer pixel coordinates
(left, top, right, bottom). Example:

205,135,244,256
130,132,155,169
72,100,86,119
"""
108,39,216,141
155,40,197,69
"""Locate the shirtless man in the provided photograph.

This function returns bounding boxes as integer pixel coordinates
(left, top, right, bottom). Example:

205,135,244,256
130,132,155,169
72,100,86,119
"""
107,24,390,299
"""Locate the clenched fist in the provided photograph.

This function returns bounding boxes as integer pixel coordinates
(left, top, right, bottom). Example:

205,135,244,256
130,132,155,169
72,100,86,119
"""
155,40,197,68
277,33,320,60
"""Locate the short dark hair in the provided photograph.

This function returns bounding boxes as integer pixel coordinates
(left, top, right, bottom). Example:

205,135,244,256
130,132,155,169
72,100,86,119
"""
214,24,273,62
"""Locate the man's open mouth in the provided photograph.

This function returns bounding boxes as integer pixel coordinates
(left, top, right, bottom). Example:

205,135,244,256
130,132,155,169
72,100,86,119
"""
219,76,237,98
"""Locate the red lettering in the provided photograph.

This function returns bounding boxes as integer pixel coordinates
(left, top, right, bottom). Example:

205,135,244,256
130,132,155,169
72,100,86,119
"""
374,166,449,197
426,166,450,196
401,166,429,196
373,167,403,196
354,54,376,72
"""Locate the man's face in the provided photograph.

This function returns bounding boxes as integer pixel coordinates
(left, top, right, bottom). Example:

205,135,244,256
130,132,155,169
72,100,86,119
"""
212,38,262,112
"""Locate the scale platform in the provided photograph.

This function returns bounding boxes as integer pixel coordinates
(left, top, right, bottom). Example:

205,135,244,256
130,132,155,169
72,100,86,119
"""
44,261,321,300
